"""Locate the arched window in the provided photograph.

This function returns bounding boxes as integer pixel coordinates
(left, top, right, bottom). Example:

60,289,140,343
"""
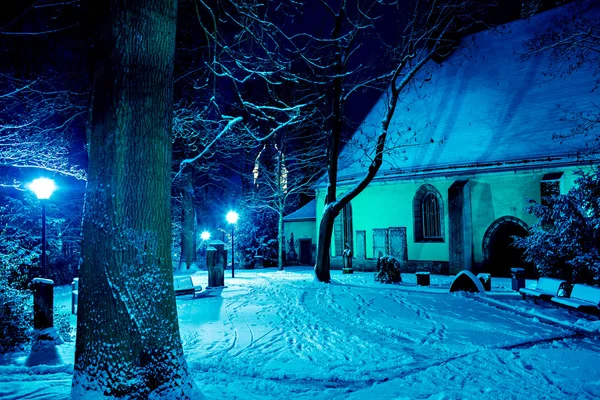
413,185,444,243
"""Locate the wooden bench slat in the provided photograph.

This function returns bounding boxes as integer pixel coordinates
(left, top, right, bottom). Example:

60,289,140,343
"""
520,277,566,300
550,283,600,313
173,276,202,297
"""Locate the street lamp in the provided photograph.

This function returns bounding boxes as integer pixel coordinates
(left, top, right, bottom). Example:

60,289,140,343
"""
28,178,56,278
226,211,239,278
201,231,211,241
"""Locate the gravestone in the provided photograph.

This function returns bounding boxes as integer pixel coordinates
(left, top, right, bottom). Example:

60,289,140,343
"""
449,270,485,293
372,228,389,259
389,227,408,268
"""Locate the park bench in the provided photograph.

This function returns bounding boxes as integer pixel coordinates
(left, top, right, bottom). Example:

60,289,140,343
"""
551,284,600,314
519,277,566,301
174,276,202,298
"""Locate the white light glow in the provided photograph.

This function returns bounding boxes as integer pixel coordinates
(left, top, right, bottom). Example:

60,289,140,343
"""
201,231,211,241
226,211,239,224
28,178,56,200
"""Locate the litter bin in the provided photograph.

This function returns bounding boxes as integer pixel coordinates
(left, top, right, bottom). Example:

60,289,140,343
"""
510,268,525,291
477,273,491,291
415,271,430,286
33,278,54,330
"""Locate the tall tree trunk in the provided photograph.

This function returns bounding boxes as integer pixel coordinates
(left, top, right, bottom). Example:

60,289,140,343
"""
278,206,284,270
314,205,338,283
314,8,416,282
73,0,201,398
314,10,345,283
277,154,285,271
179,168,195,270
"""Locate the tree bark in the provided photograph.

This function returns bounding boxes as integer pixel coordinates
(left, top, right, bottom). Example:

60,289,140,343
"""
179,168,195,270
314,9,345,283
73,0,202,398
278,205,284,270
314,204,340,283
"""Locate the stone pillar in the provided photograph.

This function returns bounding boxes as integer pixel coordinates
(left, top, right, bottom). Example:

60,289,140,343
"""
448,180,473,274
71,278,79,315
33,278,54,330
207,240,227,288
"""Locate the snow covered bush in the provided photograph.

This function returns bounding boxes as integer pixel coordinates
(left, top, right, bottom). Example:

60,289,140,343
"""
0,196,80,286
514,168,600,284
0,278,32,353
375,256,403,284
235,208,278,268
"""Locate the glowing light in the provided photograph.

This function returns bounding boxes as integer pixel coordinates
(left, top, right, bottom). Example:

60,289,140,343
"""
201,231,211,241
28,178,56,200
226,211,239,224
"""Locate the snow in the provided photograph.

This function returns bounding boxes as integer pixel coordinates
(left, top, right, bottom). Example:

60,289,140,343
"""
1,267,600,399
329,2,600,185
32,278,54,285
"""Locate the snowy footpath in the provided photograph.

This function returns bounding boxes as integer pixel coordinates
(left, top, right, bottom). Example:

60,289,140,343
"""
1,267,600,400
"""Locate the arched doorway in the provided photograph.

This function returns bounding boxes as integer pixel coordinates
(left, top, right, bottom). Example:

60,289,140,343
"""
482,216,535,278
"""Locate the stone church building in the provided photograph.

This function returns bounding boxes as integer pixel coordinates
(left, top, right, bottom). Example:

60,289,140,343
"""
306,3,599,277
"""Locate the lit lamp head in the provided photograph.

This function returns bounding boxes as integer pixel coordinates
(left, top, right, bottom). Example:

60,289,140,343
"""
201,231,211,241
28,178,57,200
226,211,239,225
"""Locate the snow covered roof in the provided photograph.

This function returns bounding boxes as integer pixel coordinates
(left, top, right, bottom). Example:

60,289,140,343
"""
329,2,600,187
283,199,316,222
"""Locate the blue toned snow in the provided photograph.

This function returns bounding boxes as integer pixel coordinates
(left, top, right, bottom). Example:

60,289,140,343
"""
1,268,600,399
329,2,600,186
283,199,317,222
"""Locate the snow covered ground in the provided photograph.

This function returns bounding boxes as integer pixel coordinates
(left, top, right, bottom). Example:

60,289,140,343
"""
1,267,600,399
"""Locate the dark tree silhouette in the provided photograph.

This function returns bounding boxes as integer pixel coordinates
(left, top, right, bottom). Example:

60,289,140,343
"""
73,0,202,397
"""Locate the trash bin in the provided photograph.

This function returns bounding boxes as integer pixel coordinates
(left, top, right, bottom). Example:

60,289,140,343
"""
415,271,430,286
510,268,525,291
33,278,54,330
477,273,491,291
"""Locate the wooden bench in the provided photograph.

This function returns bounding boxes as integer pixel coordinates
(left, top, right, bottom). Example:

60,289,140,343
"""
519,277,566,301
551,284,600,314
174,276,202,298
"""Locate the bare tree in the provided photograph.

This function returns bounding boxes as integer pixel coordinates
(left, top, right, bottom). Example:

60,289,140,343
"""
310,0,492,282
173,1,491,282
0,1,87,186
171,0,325,269
73,0,201,397
247,129,326,270
171,96,245,270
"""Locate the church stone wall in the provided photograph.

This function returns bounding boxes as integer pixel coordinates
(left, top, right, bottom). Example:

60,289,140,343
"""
315,165,585,272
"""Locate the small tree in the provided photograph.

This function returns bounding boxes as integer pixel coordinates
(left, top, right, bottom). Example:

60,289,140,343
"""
375,256,403,284
234,206,279,269
514,168,600,285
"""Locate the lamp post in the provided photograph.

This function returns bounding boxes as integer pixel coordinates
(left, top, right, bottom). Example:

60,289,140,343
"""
226,211,239,278
201,231,211,241
28,178,56,278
